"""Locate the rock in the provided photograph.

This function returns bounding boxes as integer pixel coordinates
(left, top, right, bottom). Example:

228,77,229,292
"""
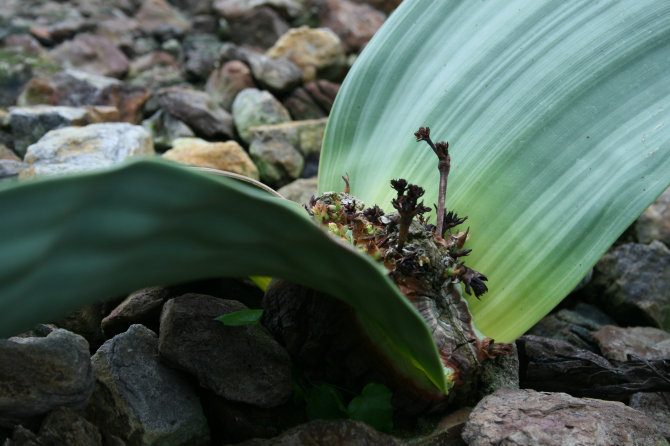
182,33,222,81
199,394,304,444
50,34,129,78
96,17,141,54
586,241,670,330
527,302,617,352
517,335,670,400
0,42,60,107
32,19,97,46
266,27,347,82
213,0,311,22
163,137,259,179
227,6,290,50
56,304,106,353
127,51,185,91
0,144,18,161
277,176,318,204
9,105,120,157
219,43,302,94
160,38,182,59
461,387,668,446
167,0,213,15
352,0,401,15
101,286,170,338
191,14,220,34
88,324,210,446
5,425,42,445
0,329,94,420
21,122,154,178
283,80,340,120
231,88,291,143
131,36,160,56
141,109,195,151
158,294,292,408
629,392,670,440
0,159,27,179
636,187,670,247
234,419,401,446
17,69,150,123
318,0,386,53
247,119,327,185
135,0,191,40
31,407,103,446
249,132,303,187
205,60,257,111
157,86,235,139
477,343,519,399
591,325,670,361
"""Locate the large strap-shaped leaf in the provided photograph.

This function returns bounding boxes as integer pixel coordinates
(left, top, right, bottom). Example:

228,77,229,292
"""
319,1,670,341
0,159,446,392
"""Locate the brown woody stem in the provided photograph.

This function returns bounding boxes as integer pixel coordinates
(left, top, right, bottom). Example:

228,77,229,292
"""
414,127,450,237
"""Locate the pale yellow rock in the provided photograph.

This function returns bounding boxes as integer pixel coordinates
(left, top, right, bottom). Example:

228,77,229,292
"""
266,27,346,82
163,137,259,180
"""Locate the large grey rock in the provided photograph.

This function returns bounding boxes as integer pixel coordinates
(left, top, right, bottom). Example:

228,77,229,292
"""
157,86,235,139
219,43,302,94
636,187,670,247
0,329,94,419
461,388,668,446
231,88,291,143
9,105,120,157
591,325,670,361
586,241,670,330
88,324,210,446
21,122,154,177
158,294,292,408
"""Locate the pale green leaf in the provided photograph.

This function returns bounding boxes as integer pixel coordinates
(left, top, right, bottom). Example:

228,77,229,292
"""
0,159,446,392
319,0,670,341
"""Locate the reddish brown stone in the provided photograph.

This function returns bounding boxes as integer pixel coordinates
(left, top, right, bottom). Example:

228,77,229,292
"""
318,0,386,53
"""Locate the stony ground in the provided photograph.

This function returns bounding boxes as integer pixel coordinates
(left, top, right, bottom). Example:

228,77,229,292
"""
1,0,669,445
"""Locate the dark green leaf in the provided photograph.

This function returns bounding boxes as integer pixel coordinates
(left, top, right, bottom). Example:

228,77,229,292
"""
0,158,445,391
346,383,393,433
305,383,348,421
